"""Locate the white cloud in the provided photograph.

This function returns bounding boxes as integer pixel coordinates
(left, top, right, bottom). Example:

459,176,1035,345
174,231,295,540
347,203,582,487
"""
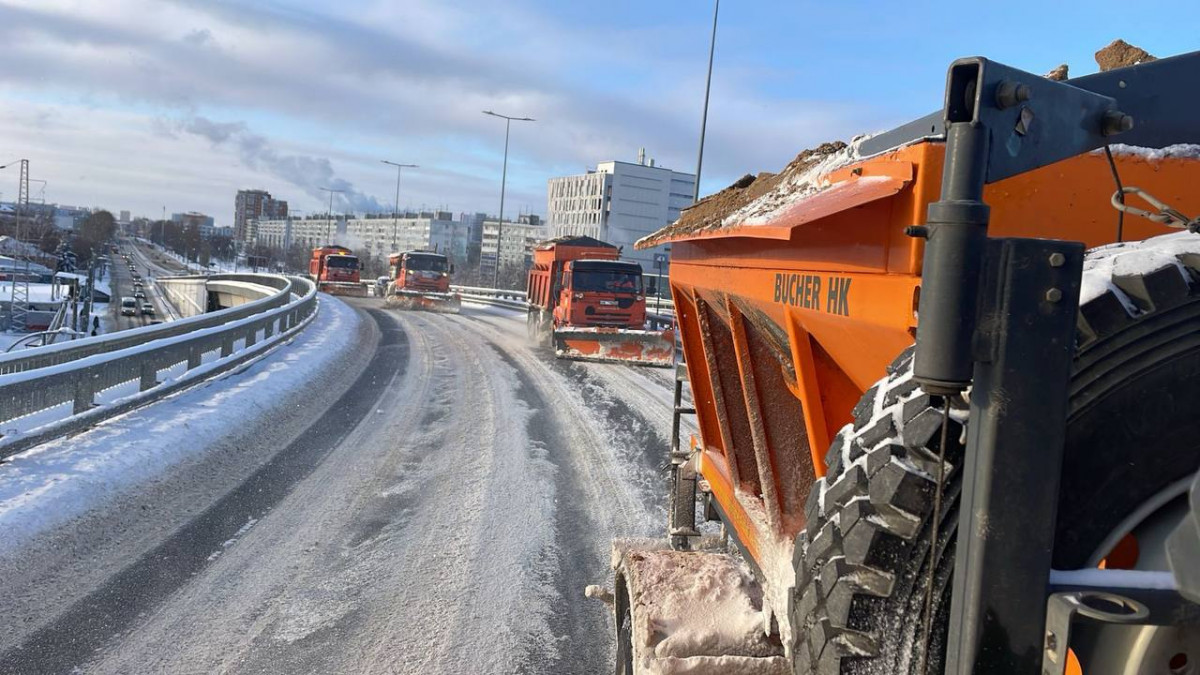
0,0,891,224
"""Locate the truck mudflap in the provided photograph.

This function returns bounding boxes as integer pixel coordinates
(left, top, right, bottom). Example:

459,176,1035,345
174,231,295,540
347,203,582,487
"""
553,326,675,367
601,538,787,675
386,289,462,313
318,281,368,297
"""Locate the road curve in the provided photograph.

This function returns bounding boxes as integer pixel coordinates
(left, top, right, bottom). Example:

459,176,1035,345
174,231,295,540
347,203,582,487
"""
1,299,675,674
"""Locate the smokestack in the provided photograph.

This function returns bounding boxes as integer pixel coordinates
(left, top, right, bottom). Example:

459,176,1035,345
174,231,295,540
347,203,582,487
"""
638,148,646,166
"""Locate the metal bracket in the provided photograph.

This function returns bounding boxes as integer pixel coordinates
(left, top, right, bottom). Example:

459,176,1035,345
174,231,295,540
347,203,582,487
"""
1042,591,1149,675
1167,473,1200,603
1043,568,1200,674
944,237,1084,674
859,50,1200,158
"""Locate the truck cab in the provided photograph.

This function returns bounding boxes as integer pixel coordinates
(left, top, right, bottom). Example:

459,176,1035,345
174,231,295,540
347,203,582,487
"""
318,255,360,283
554,258,645,330
389,251,452,294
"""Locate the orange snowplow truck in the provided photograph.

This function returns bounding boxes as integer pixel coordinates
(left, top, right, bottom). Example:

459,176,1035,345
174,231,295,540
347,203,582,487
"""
606,50,1200,674
309,245,366,297
384,250,461,312
525,235,674,367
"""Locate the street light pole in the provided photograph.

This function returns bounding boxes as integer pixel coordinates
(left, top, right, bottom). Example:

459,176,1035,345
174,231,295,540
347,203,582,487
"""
381,160,418,252
482,110,534,288
694,0,719,202
318,187,345,243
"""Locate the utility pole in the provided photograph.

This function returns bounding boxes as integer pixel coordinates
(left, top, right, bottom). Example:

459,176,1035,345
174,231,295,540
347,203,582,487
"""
381,161,418,252
319,187,344,243
694,0,719,201
481,110,535,288
0,159,33,331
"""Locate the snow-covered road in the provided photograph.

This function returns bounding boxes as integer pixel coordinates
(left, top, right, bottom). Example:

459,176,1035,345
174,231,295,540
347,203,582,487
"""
0,299,682,673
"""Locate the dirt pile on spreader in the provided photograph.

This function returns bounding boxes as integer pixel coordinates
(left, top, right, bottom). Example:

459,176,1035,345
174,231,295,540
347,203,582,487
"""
637,142,846,248
639,41,1158,250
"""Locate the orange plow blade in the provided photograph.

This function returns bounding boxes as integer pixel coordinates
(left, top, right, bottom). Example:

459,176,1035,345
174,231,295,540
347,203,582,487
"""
553,327,675,367
319,281,368,297
386,290,462,313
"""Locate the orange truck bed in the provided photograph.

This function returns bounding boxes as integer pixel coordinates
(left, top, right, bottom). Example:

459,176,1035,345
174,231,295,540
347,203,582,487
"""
650,139,1200,568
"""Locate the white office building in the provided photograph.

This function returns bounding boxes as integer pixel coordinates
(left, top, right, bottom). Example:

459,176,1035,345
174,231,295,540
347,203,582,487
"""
480,215,546,275
251,212,469,263
547,152,695,276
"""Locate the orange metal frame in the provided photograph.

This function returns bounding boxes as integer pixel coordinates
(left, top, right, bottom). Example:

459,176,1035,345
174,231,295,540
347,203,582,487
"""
665,140,1200,561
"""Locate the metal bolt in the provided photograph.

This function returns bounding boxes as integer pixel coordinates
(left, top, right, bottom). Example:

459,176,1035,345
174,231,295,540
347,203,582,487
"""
996,80,1033,109
1044,630,1058,652
905,225,930,239
1045,288,1063,303
1048,252,1065,267
1102,110,1135,136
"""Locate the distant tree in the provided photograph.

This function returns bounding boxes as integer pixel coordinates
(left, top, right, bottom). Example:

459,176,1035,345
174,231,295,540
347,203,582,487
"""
75,210,117,263
209,235,235,261
182,224,203,260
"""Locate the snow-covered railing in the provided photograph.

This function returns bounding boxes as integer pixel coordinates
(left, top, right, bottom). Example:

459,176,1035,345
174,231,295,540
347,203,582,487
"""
0,274,294,376
450,285,676,330
452,285,529,310
0,275,318,457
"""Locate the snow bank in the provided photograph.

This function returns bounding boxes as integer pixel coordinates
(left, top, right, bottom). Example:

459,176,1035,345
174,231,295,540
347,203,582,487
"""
616,541,787,674
0,296,357,553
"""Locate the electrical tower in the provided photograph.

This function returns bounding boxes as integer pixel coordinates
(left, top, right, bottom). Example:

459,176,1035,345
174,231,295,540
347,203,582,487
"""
9,159,32,332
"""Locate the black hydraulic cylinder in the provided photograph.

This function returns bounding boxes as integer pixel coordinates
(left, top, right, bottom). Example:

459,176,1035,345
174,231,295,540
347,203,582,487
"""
913,122,990,394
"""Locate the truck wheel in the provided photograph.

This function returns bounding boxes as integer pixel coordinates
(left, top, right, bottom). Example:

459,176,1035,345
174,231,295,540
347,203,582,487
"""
794,233,1200,674
526,310,539,342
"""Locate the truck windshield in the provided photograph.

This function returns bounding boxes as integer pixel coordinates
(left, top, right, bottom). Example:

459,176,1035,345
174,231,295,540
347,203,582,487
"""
405,257,447,272
327,256,358,269
573,270,642,293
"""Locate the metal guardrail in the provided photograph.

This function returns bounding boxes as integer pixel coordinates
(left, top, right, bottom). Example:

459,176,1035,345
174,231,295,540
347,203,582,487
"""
450,285,675,330
0,274,318,457
0,274,295,376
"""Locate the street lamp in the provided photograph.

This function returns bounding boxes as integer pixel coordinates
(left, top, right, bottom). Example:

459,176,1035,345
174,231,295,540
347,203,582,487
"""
318,187,345,243
481,110,534,288
381,160,418,252
694,0,719,202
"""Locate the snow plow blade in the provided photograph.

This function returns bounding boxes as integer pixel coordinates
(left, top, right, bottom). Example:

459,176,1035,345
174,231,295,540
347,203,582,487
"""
319,282,368,297
554,327,675,367
385,290,462,313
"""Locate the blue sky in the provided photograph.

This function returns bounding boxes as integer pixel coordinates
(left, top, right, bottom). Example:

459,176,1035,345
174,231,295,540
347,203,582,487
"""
0,0,1196,226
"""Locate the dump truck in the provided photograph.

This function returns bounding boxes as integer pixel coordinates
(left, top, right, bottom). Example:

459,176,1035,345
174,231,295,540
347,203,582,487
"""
526,235,674,367
309,245,366,296
603,48,1200,674
384,250,461,312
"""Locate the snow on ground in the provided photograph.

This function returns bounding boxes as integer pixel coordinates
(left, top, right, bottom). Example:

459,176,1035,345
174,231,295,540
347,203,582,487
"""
0,295,356,554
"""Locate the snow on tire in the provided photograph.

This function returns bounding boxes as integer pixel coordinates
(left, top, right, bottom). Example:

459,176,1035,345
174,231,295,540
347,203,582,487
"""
793,231,1200,674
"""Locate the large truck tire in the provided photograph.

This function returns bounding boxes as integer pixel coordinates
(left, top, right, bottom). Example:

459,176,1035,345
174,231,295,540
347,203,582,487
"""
794,233,1200,674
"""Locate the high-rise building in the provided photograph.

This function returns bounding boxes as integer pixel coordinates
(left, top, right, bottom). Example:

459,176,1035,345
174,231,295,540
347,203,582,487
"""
172,211,215,231
547,152,695,273
480,214,545,278
235,189,288,242
119,210,131,223
250,212,472,266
